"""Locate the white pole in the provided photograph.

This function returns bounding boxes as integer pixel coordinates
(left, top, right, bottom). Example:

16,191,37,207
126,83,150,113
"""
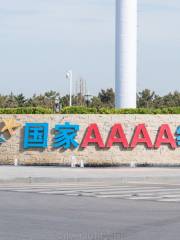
115,0,137,109
69,71,72,107
66,70,72,107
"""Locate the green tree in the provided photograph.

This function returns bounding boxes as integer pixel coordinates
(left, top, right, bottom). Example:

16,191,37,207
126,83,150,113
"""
98,88,115,108
0,95,8,108
90,96,103,109
137,89,155,108
4,93,18,108
15,94,26,107
61,95,70,108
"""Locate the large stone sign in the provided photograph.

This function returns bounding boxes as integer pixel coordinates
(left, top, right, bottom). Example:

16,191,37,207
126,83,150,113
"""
0,114,180,166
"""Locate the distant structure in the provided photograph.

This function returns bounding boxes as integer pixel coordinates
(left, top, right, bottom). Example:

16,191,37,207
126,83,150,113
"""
75,78,86,106
115,0,137,109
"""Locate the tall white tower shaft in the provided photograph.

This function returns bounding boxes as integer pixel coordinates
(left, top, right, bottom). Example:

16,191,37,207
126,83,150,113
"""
115,0,137,109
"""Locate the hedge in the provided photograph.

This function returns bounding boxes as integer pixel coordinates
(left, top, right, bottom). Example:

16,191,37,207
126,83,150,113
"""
60,106,180,114
1,106,180,114
61,106,98,114
0,107,53,114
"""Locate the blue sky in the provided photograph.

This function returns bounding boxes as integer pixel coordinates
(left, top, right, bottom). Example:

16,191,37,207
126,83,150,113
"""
0,0,180,97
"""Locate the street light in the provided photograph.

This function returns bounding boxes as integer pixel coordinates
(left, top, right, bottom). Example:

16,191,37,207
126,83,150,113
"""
66,70,73,107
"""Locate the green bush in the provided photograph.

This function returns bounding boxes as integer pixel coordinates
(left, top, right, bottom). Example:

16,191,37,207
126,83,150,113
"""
0,107,53,114
1,106,180,114
60,106,180,114
61,106,98,114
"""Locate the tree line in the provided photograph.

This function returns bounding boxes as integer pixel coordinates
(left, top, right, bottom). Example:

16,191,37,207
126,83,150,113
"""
0,89,180,109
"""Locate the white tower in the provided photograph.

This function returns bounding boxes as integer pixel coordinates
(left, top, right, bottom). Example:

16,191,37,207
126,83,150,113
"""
115,0,137,109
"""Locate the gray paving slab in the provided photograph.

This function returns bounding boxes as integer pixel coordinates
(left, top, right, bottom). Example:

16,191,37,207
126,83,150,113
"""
1,166,180,184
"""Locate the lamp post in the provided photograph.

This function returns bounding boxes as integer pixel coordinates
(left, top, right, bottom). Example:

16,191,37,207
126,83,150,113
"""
66,70,73,107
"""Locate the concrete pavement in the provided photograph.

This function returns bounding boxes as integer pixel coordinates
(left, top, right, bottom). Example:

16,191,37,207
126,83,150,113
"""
1,191,180,240
1,166,180,184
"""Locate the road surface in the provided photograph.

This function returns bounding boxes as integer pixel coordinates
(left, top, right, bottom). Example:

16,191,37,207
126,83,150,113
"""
0,183,180,240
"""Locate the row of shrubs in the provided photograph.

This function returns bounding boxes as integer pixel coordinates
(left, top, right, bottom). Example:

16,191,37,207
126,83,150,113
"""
0,107,53,114
61,106,180,114
1,106,180,114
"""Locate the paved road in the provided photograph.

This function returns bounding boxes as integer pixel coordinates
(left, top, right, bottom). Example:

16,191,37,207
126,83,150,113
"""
0,190,180,240
1,182,180,202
